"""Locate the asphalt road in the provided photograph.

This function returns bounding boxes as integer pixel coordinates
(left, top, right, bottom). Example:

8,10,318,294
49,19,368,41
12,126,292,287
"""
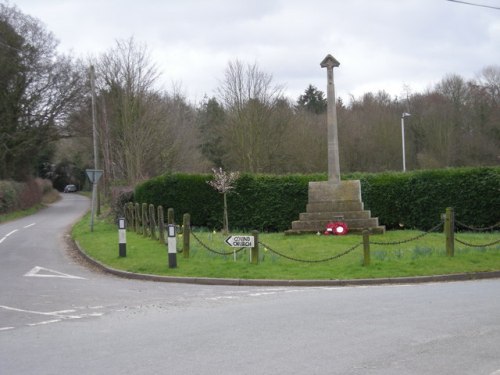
1,194,499,375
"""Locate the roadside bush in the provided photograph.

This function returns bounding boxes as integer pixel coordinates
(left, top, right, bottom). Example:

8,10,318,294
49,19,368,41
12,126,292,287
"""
133,167,499,232
110,187,134,221
0,180,24,214
35,178,55,195
0,178,54,214
18,179,43,210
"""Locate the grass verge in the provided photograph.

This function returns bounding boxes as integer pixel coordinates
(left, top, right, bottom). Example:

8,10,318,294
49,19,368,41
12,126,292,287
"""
72,213,500,280
72,215,500,280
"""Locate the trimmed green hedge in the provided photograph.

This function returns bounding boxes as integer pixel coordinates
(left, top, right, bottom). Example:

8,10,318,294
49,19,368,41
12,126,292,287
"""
356,167,500,230
134,167,499,232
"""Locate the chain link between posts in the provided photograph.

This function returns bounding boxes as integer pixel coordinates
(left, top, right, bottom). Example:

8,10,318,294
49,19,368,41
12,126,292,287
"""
191,231,246,256
127,201,498,262
258,241,362,263
369,221,444,246
455,219,500,248
455,237,500,248
455,220,500,232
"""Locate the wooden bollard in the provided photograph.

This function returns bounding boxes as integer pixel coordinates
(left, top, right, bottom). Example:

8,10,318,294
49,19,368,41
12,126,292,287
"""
158,206,165,243
142,203,148,237
134,203,141,234
444,207,455,257
251,230,259,265
362,229,370,266
183,213,190,258
149,204,157,240
167,208,174,225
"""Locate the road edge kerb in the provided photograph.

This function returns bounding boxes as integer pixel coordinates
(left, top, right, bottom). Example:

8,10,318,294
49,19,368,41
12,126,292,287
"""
71,239,500,287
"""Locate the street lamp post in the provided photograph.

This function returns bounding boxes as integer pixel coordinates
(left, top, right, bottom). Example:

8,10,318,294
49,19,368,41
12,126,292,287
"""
401,112,411,172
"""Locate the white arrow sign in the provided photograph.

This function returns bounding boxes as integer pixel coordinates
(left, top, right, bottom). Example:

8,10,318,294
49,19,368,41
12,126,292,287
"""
225,235,255,248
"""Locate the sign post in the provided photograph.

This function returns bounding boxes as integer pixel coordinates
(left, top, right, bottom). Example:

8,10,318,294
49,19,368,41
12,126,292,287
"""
167,224,177,268
118,217,126,257
86,169,103,232
224,235,255,248
225,234,256,263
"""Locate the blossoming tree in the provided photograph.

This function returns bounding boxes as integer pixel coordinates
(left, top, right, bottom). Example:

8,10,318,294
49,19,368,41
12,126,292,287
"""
207,167,240,234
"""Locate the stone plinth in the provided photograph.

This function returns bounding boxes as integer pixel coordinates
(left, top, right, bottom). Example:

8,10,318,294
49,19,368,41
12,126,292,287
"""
286,180,385,235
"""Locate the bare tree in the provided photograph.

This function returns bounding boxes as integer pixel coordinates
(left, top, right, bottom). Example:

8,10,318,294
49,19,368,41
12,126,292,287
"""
216,60,287,172
93,38,164,185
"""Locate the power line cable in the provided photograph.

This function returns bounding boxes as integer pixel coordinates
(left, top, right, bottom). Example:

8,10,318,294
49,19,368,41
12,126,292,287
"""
446,0,500,10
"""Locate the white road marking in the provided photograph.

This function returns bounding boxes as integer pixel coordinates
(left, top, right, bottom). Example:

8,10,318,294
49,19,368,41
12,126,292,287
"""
0,229,19,244
208,288,309,302
0,305,75,317
24,266,85,279
206,296,241,301
23,223,36,228
489,370,500,375
51,309,77,314
84,312,104,317
0,305,107,330
27,319,61,326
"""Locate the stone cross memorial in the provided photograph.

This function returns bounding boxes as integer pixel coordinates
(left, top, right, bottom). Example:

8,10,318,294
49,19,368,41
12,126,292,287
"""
287,54,385,234
320,54,341,184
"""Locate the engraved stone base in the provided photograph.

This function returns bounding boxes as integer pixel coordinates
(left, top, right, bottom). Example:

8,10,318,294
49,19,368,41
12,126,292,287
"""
286,180,385,235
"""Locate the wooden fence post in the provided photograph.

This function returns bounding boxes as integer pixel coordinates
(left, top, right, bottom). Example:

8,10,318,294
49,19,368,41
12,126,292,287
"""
183,213,190,258
149,204,157,240
124,203,131,231
444,207,455,257
362,229,371,266
251,230,259,265
142,203,148,237
134,203,141,234
158,205,165,243
167,208,174,225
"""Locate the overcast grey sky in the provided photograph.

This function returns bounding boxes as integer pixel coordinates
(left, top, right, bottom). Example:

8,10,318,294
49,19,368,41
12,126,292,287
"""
9,0,500,103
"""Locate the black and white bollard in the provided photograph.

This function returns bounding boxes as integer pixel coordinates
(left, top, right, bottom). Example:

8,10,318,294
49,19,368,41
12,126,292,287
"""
118,217,126,257
167,224,177,268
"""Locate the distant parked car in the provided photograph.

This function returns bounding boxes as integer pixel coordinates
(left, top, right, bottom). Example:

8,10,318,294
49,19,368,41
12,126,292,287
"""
64,184,77,193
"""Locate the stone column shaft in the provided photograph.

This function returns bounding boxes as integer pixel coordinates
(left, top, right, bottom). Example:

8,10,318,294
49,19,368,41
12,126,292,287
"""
320,54,341,184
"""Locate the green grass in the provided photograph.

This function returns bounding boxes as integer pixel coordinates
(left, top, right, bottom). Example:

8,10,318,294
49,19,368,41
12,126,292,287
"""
0,204,46,223
72,213,500,280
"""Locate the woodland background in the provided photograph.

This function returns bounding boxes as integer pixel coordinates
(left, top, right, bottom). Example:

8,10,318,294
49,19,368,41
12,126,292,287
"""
1,4,498,195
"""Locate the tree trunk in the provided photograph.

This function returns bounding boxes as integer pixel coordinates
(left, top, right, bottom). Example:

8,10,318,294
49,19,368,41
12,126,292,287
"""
223,192,229,235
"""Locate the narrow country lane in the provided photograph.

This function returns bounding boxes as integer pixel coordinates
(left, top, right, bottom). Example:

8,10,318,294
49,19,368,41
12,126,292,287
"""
1,194,499,375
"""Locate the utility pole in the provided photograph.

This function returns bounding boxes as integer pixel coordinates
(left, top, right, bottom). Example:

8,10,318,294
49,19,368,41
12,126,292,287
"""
89,65,99,231
401,112,411,172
